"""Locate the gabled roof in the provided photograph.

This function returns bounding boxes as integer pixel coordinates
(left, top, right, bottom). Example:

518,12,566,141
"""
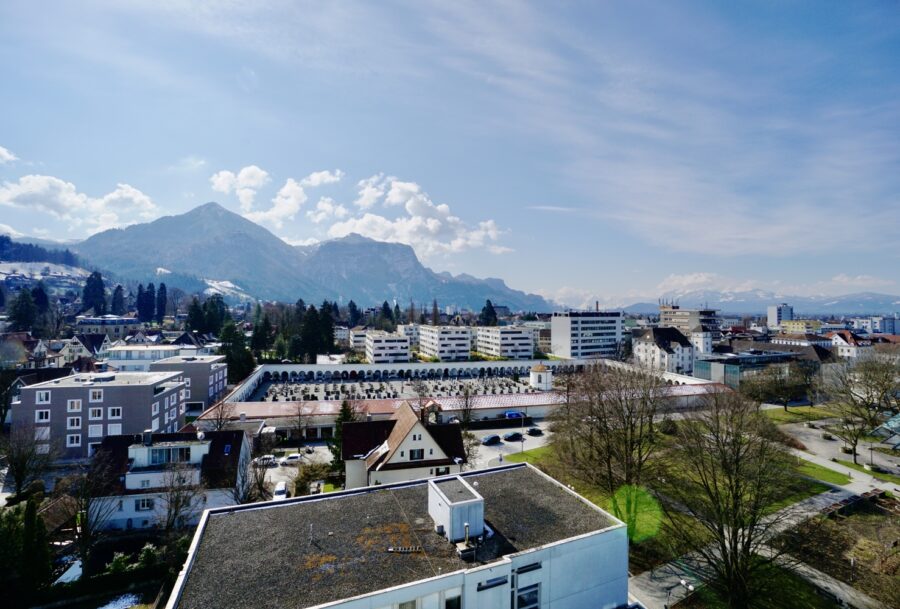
636,327,691,353
826,330,871,347
366,401,420,469
9,367,73,389
74,333,109,354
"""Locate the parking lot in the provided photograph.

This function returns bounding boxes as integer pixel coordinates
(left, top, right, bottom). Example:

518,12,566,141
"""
469,419,552,470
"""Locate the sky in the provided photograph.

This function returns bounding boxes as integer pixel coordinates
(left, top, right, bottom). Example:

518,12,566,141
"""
0,1,898,307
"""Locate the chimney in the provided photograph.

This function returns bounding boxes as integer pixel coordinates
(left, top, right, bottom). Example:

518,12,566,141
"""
239,411,246,422
142,429,153,446
595,300,599,312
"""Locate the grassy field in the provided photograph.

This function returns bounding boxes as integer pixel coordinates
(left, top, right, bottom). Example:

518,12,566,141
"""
504,445,552,465
796,459,852,486
763,405,840,425
835,459,900,485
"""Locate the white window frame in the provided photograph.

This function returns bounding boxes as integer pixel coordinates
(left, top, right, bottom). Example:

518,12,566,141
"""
135,497,154,512
35,390,51,404
67,416,82,430
34,427,50,441
88,424,103,438
107,423,122,436
66,434,82,448
35,409,50,423
67,399,82,413
108,407,122,420
184,378,191,387
89,389,104,403
89,407,103,420
36,444,50,454
152,402,159,415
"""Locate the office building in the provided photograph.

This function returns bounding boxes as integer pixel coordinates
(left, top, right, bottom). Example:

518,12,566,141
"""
658,304,721,340
365,331,411,364
550,311,625,359
475,326,535,359
766,303,793,329
419,326,472,361
75,314,143,339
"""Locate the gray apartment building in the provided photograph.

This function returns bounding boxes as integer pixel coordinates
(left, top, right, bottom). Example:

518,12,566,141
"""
12,371,186,460
149,354,228,413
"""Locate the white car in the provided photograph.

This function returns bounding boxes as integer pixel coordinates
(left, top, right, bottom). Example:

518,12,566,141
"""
278,453,303,466
253,455,277,467
273,481,288,500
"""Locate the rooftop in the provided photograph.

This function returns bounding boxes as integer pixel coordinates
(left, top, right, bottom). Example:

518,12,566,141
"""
152,354,226,364
172,464,620,609
29,371,182,388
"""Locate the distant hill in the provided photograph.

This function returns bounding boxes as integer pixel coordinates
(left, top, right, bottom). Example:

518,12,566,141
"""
71,202,553,310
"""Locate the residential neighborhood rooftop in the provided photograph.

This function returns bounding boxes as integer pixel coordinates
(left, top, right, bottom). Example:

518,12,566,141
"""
28,371,183,388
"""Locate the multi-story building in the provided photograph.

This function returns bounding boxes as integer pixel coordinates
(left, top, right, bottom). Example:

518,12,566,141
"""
693,351,795,389
349,326,368,351
827,330,873,358
333,325,350,345
550,311,624,359
12,371,186,459
659,305,721,340
165,463,629,609
106,344,186,372
94,430,251,531
418,325,471,361
780,319,822,335
769,333,832,348
365,332,411,364
849,316,898,335
149,355,228,412
633,327,694,374
75,314,144,339
396,323,420,347
59,334,113,364
766,303,793,329
475,326,535,359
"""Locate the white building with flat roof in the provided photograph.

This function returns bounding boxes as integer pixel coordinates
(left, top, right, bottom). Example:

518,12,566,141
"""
365,331,411,364
550,311,624,359
107,344,193,372
767,303,793,329
396,323,420,346
419,326,471,361
475,326,535,359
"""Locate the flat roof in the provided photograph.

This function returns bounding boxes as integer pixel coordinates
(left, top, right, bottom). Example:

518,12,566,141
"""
153,355,226,364
434,477,477,502
172,465,620,609
29,371,182,388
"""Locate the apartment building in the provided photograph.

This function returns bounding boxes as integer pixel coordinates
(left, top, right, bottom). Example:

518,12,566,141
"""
827,330,873,358
75,314,143,339
12,371,186,459
475,326,535,359
766,303,793,329
365,331,411,364
659,304,721,340
396,323,420,347
550,311,624,359
849,316,898,335
107,344,186,372
419,325,472,361
149,355,228,411
166,464,629,609
780,319,822,335
633,327,694,374
349,326,368,351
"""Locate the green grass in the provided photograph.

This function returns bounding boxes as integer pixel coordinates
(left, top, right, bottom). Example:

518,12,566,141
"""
322,482,338,493
795,459,851,486
504,445,552,465
835,459,900,485
763,405,839,425
767,478,830,513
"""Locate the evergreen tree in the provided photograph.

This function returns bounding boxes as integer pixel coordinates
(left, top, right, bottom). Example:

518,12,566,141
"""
110,285,126,316
144,283,156,323
480,299,498,326
328,400,358,472
219,321,256,383
331,301,340,319
187,297,205,332
319,301,335,353
407,300,416,324
203,294,228,335
155,283,167,324
381,300,393,323
30,284,49,314
432,298,440,325
21,499,51,593
82,271,106,315
273,335,288,360
347,300,360,327
393,303,402,323
0,286,5,309
300,306,322,357
135,284,146,321
8,289,37,331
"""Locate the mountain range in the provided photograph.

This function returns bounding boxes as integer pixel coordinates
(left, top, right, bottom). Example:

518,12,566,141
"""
65,202,553,310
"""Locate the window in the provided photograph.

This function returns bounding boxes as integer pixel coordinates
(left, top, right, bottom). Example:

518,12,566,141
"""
67,399,82,412
108,407,122,419
399,602,416,609
140,479,150,488
36,444,49,454
89,407,103,420
107,423,122,435
444,589,462,609
152,402,159,415
89,425,103,437
135,498,154,512
150,447,191,465
409,449,424,461
34,427,50,441
89,389,103,402
516,584,540,609
117,499,123,511
66,434,81,447
184,378,191,387
35,410,50,423
35,390,51,404
67,416,82,430
184,389,191,399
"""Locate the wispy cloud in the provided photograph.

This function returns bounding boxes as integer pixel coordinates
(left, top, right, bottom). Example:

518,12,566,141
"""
0,145,17,164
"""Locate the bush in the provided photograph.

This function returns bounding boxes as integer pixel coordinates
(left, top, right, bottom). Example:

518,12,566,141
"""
658,419,678,435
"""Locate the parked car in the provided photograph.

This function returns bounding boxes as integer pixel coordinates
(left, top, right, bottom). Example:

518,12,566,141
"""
526,427,543,436
481,434,502,446
273,481,288,500
504,410,526,419
503,432,524,442
253,455,278,467
279,453,303,466
304,446,315,454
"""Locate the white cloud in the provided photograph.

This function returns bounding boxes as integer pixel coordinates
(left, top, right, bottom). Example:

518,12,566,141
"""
244,178,308,229
354,173,389,209
0,146,17,164
300,169,344,188
0,174,158,234
169,155,207,172
306,197,349,224
0,223,24,237
328,178,509,257
281,236,320,247
209,165,270,211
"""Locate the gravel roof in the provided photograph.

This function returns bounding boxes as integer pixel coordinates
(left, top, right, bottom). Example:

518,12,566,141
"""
174,465,616,609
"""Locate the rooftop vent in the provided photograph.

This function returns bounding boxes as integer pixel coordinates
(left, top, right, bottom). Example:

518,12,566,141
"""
142,430,153,446
428,476,484,544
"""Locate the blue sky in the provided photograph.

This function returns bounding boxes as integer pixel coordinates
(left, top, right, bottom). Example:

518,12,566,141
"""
0,1,898,306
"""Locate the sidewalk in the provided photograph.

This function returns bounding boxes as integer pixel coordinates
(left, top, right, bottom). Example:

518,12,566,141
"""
790,447,900,494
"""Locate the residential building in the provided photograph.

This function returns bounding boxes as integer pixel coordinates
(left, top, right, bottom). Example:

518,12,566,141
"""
333,325,350,345
769,333,832,348
0,332,64,369
827,330,873,359
849,316,898,335
149,355,228,412
365,331,411,364
766,303,793,329
349,326,368,351
342,402,465,488
818,320,848,334
107,344,186,371
780,319,822,335
75,314,143,338
633,327,694,374
419,325,472,361
165,464,629,609
550,310,625,359
12,371,186,459
93,430,251,531
59,334,113,364
659,304,721,340
396,323,420,347
475,326,535,359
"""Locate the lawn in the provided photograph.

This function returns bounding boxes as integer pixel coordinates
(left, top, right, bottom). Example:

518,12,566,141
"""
795,459,851,486
504,445,552,465
763,405,839,425
675,563,842,609
835,459,900,485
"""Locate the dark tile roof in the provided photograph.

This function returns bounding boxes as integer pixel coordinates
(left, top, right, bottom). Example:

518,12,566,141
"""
341,419,394,459
342,414,466,467
173,465,617,609
637,327,691,353
10,367,73,388
75,333,107,354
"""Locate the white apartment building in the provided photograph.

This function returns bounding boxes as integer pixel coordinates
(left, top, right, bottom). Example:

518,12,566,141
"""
418,325,472,361
107,344,190,372
550,311,625,359
475,326,535,360
828,330,873,358
365,331,411,364
849,316,898,335
166,464,629,609
767,303,793,329
349,326,368,351
633,327,694,374
333,326,350,345
396,323,420,347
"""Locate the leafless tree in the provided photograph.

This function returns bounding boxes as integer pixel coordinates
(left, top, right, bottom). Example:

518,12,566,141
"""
291,400,307,444
459,386,475,429
248,460,270,501
1,423,57,496
159,464,204,531
204,400,235,432
658,391,802,609
741,361,816,411
410,378,430,420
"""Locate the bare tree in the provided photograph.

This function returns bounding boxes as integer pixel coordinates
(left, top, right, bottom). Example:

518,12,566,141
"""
741,361,816,411
817,359,888,463
410,378,430,421
658,391,801,609
159,464,204,531
291,400,307,445
248,460,270,501
1,423,57,496
459,386,475,429
204,400,235,432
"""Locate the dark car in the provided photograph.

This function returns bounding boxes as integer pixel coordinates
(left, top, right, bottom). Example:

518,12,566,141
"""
526,427,543,436
503,410,526,419
502,432,524,442
481,434,502,446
